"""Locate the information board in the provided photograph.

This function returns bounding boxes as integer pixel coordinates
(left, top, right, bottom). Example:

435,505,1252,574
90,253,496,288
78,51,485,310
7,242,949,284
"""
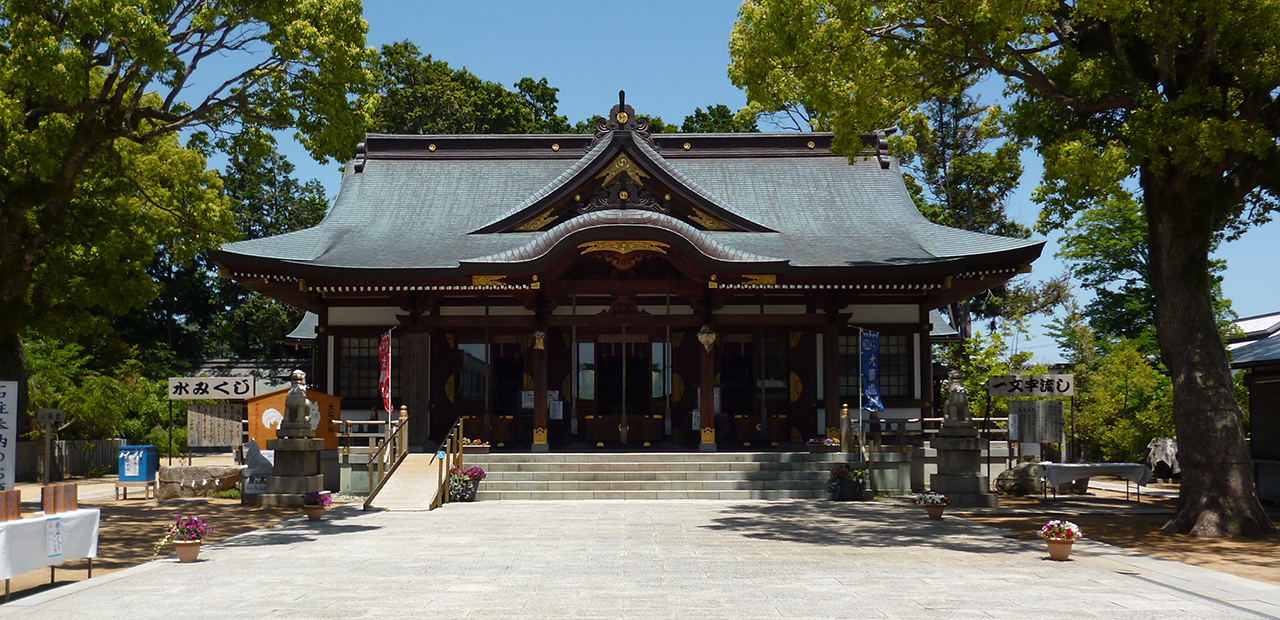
0,381,14,491
168,377,255,400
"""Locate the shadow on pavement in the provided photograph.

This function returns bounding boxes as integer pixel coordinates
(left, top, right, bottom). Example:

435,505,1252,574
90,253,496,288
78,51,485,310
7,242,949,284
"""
216,507,382,548
702,500,1028,554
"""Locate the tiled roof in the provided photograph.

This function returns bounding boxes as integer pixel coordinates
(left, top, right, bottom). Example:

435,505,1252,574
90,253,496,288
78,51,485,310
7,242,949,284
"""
216,132,1042,275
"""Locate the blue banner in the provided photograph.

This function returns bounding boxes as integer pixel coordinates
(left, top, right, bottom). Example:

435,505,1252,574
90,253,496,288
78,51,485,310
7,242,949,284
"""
860,330,884,412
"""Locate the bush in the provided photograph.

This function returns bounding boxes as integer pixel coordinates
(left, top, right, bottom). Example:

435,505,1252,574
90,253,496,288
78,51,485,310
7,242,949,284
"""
142,426,187,458
211,488,241,500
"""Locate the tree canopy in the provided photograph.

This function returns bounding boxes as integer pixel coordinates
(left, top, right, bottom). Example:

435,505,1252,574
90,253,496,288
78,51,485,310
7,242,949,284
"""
730,0,1279,536
0,0,372,430
369,41,569,135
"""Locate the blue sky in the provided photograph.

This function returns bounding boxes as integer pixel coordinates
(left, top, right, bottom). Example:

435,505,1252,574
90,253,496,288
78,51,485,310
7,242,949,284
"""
258,0,1280,363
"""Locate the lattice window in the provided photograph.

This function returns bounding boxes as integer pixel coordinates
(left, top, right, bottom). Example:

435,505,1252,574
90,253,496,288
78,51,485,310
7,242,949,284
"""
338,337,400,401
837,334,912,400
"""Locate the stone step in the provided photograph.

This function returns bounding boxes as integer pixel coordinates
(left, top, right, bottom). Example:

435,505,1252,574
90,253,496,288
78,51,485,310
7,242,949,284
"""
474,489,828,500
479,480,827,492
464,461,843,473
461,452,859,463
481,470,826,482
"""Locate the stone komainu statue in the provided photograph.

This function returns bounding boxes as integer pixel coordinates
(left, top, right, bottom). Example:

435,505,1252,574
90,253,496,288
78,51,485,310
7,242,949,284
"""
943,370,971,424
278,369,314,439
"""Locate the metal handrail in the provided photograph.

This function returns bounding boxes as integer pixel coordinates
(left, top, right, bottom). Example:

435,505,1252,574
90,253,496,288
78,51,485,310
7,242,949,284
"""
429,415,465,510
362,406,411,511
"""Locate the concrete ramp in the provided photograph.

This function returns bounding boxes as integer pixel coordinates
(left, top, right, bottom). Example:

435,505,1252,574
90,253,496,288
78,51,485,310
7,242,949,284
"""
367,453,441,511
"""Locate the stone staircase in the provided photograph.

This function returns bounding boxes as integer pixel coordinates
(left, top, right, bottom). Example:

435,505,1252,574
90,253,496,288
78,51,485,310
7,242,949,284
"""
464,452,860,500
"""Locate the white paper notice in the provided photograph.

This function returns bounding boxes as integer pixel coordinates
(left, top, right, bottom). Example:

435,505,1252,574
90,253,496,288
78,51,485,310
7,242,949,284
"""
46,517,63,558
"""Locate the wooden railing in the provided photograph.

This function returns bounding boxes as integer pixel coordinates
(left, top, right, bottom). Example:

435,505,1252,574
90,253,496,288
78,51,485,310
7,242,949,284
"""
429,416,464,510
361,406,411,511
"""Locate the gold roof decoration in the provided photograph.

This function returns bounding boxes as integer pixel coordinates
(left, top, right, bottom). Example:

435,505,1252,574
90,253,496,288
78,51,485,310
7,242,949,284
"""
595,154,651,188
514,208,558,231
577,240,670,255
689,206,732,231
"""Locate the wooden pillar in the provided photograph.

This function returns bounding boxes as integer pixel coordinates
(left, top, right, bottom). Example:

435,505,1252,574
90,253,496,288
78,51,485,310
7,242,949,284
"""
402,332,431,449
532,330,549,452
823,322,841,439
699,340,716,451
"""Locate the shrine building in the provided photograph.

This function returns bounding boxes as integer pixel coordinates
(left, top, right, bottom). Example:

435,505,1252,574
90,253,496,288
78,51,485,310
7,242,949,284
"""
211,97,1044,453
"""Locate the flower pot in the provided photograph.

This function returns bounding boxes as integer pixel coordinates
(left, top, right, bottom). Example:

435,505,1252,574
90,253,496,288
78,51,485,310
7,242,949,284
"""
924,504,945,520
470,479,481,500
174,540,202,563
831,480,865,501
304,505,325,522
1046,540,1074,561
462,445,490,454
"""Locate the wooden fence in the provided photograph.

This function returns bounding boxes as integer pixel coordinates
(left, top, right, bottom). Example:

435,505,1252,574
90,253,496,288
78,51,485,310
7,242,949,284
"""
15,439,128,481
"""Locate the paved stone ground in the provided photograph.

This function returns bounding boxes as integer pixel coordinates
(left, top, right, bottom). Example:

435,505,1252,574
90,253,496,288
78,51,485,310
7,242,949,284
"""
3,500,1275,619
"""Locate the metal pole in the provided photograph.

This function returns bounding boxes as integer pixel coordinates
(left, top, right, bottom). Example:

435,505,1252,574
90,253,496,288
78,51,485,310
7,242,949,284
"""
984,390,991,482
167,401,173,466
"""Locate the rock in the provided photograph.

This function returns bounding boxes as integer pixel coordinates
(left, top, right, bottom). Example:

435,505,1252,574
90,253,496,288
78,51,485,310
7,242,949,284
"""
994,461,1044,496
158,466,242,500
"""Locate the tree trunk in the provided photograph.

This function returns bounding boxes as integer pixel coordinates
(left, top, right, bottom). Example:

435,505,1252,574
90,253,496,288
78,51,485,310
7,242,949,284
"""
1145,168,1272,537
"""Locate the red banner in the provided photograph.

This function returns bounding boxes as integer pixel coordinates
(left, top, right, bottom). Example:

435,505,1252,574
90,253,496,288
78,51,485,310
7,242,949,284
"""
378,330,392,414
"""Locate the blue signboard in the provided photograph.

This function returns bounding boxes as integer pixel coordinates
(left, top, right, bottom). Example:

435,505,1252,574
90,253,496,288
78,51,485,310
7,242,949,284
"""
860,330,884,412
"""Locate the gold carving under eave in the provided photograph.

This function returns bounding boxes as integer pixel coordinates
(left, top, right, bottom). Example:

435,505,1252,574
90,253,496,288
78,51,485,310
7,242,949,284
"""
743,274,777,286
533,427,548,444
562,374,572,399
689,207,732,231
790,372,803,402
445,333,455,349
472,275,507,287
445,375,456,403
523,373,534,390
789,331,803,348
826,426,840,440
514,208,558,231
672,373,684,403
596,153,650,187
701,427,715,444
561,331,573,348
671,331,684,349
578,240,669,256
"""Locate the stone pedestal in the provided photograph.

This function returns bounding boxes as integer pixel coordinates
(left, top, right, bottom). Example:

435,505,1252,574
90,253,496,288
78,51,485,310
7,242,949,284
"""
929,422,997,507
259,437,324,507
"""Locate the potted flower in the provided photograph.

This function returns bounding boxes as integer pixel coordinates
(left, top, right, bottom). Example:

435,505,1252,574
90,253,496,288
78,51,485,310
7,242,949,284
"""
303,491,332,521
827,464,868,501
1038,519,1082,561
154,514,212,563
448,465,487,502
461,437,490,454
914,492,949,520
808,437,840,453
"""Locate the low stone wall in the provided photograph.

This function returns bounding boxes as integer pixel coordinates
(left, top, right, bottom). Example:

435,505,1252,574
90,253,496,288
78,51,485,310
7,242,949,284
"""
158,466,242,500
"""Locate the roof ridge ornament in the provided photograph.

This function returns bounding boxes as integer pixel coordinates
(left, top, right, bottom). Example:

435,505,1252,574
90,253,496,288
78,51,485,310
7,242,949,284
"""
861,127,897,170
586,90,661,152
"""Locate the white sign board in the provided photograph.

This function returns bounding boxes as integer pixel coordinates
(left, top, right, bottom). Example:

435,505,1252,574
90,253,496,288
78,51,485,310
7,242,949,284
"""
37,408,65,425
521,390,535,409
0,381,14,491
46,517,63,558
986,374,1074,397
549,401,564,421
168,377,255,400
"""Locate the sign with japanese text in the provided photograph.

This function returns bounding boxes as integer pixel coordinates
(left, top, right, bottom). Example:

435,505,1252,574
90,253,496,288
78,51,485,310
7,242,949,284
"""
246,388,342,450
36,408,65,425
47,517,64,558
986,374,1075,397
168,377,255,400
860,330,884,412
0,381,14,491
379,330,393,414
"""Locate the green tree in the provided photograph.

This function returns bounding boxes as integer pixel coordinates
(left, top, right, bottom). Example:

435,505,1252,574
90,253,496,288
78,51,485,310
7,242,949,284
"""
681,104,759,133
1072,340,1176,463
370,41,569,135
1055,195,1234,360
730,0,1276,536
0,0,371,431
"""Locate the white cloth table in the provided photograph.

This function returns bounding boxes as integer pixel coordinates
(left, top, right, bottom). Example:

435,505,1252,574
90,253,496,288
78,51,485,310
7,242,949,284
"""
1037,462,1152,488
0,508,99,580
